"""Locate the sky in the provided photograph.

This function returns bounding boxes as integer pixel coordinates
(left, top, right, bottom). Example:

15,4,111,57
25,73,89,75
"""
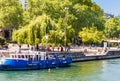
92,0,120,16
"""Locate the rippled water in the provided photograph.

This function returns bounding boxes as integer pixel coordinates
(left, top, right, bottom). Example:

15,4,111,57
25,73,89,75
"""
1,59,120,81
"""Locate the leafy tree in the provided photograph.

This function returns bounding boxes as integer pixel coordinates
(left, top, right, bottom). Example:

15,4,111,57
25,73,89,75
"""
12,27,29,44
104,18,120,38
12,0,105,46
13,13,74,45
0,0,23,28
13,14,57,45
26,0,103,30
79,26,105,44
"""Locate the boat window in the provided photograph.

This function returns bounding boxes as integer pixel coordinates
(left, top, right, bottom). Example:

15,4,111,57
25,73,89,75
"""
38,55,41,60
48,55,53,59
12,55,14,58
28,55,32,61
28,55,30,60
15,55,17,58
18,55,20,58
25,55,28,59
22,55,24,58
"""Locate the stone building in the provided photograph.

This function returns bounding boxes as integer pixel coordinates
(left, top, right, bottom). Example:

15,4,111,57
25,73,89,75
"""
104,13,114,19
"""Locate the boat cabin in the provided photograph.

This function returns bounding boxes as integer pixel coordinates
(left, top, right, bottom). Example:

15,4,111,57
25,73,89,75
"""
9,52,47,61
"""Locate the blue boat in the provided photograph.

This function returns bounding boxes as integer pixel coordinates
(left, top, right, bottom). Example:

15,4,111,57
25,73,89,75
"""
0,52,72,71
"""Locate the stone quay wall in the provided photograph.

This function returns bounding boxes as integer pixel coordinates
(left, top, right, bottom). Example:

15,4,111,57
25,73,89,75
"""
48,50,120,62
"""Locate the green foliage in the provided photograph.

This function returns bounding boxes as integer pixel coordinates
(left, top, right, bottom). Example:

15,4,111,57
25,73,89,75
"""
0,36,6,46
79,26,105,44
0,0,23,28
104,18,120,38
26,0,103,32
70,0,103,33
1,0,114,46
12,14,57,44
12,28,28,44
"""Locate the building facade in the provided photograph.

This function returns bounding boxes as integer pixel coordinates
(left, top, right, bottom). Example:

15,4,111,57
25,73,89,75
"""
104,13,114,19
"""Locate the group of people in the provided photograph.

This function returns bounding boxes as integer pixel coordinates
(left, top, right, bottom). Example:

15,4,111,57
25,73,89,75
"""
27,45,70,52
17,44,70,53
47,46,70,52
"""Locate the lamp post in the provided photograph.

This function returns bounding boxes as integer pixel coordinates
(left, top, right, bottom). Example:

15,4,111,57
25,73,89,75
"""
107,16,112,49
119,34,120,39
64,7,69,51
45,34,48,51
107,21,111,49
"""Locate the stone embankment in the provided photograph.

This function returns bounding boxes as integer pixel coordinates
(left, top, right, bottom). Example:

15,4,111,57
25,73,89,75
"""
48,49,120,62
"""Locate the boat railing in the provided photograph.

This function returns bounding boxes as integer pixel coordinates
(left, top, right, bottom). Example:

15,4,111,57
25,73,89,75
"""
0,51,70,61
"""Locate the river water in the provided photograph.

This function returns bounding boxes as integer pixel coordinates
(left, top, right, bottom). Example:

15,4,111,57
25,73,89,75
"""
0,59,120,81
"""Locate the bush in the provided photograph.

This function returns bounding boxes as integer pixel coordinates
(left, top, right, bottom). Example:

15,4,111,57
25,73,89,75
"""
0,36,6,46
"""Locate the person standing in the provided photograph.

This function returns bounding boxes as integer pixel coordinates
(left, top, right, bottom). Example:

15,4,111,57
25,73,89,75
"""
57,46,60,52
5,44,9,50
61,46,63,51
47,46,51,51
29,45,33,53
67,45,70,52
52,46,54,51
36,44,39,51
18,44,21,53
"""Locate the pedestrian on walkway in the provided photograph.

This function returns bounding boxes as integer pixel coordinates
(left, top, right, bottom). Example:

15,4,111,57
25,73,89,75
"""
57,46,60,52
18,44,21,53
61,46,63,51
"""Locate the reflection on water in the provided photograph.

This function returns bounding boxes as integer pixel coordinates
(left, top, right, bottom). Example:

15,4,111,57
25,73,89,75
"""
1,59,120,81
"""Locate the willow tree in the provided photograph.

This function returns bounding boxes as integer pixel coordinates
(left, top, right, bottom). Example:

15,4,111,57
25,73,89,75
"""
12,27,28,44
12,14,66,45
0,0,23,28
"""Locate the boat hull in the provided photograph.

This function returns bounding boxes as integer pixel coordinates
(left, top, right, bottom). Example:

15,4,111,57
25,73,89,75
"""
0,57,72,71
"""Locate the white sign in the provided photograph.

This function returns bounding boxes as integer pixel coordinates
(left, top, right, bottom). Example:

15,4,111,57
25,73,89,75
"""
103,42,107,48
